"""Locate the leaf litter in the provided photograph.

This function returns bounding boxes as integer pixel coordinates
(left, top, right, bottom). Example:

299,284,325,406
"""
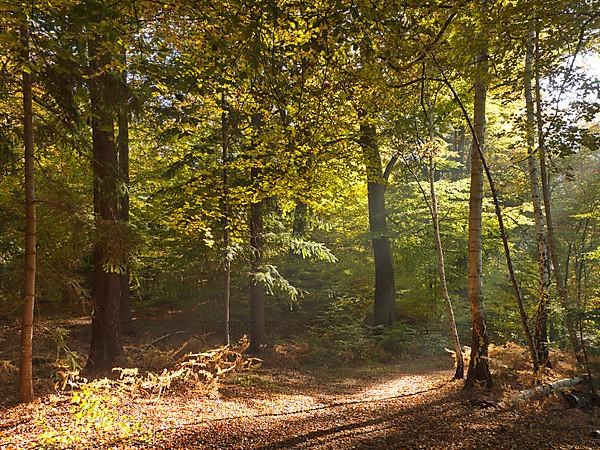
0,343,598,449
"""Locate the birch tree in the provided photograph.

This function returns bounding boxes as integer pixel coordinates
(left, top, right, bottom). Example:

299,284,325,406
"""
465,0,492,389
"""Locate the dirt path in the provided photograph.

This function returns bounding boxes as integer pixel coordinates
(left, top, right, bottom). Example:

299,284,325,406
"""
153,364,598,450
1,359,598,449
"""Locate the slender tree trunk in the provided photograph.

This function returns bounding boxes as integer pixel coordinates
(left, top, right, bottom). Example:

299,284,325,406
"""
433,41,539,376
428,156,464,379
359,121,395,327
441,0,538,383
533,26,584,366
524,29,551,368
87,34,122,370
223,260,231,346
117,52,131,334
19,24,36,403
249,168,265,353
221,93,231,346
465,3,492,388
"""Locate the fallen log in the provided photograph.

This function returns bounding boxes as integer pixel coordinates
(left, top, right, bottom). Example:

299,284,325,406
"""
502,376,585,407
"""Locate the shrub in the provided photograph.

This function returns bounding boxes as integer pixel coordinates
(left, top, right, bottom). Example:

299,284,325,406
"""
306,295,376,364
376,322,450,358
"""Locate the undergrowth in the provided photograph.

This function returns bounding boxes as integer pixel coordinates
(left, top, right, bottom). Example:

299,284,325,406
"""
36,338,260,449
305,295,450,365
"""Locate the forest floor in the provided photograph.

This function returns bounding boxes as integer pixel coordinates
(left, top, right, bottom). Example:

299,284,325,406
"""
0,315,599,449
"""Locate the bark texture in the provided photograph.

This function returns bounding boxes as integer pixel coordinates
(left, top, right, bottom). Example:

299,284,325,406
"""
292,201,308,237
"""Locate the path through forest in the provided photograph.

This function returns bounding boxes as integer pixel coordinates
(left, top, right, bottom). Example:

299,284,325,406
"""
154,362,598,449
4,358,597,449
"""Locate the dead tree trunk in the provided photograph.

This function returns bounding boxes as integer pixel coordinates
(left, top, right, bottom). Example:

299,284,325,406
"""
502,377,584,407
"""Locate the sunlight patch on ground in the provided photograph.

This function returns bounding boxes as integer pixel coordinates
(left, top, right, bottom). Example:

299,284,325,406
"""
355,371,448,400
239,393,327,414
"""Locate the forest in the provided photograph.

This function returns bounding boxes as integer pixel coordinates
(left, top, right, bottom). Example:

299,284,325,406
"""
0,0,599,448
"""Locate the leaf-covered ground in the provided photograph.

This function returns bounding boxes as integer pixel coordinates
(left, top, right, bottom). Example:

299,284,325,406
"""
2,354,599,449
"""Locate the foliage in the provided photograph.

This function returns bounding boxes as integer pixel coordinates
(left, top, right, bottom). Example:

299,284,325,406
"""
34,338,260,447
37,381,152,449
306,295,376,365
0,0,598,404
376,322,451,358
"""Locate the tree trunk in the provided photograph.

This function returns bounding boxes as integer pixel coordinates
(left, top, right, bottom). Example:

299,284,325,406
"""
221,93,231,346
432,28,538,376
87,34,122,370
117,52,132,334
533,26,584,366
524,29,551,368
249,169,265,353
465,4,492,388
359,121,395,327
19,24,36,403
428,156,464,379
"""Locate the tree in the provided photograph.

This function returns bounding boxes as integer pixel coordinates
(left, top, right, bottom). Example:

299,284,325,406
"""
221,93,231,347
118,50,132,334
358,116,396,327
86,8,123,369
248,167,266,354
465,0,493,389
398,74,465,379
19,21,36,403
523,26,552,367
428,152,464,379
534,19,585,367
